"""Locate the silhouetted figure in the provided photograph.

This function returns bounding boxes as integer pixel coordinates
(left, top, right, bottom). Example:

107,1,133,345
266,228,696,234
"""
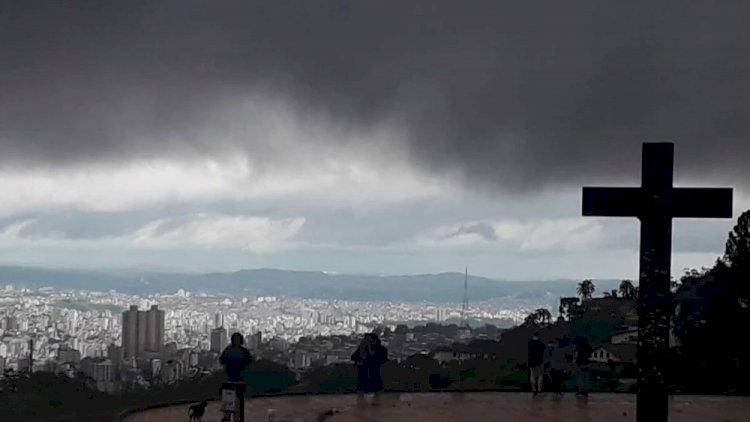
219,333,252,422
351,333,388,394
188,400,207,421
545,341,567,397
574,336,592,397
220,333,253,381
527,332,545,394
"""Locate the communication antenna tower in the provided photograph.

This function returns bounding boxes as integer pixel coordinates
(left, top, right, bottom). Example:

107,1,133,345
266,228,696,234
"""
461,266,469,327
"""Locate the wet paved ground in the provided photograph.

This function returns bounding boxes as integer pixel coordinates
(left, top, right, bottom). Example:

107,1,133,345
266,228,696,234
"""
123,392,750,421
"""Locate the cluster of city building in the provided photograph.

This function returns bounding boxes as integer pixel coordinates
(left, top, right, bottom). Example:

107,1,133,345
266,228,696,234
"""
0,284,541,392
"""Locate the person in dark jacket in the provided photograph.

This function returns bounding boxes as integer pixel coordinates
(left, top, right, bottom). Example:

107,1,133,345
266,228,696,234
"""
219,333,253,422
574,336,592,396
544,340,568,397
527,332,546,394
220,333,253,382
351,333,388,394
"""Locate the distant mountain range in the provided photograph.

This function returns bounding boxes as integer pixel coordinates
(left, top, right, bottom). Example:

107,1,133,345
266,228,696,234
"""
0,266,624,303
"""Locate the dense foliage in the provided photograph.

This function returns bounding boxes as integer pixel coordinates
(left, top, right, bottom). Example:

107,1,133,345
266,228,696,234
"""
0,360,297,421
671,210,750,393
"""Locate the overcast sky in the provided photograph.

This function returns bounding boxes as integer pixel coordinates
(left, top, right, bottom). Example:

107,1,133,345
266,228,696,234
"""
1,1,749,280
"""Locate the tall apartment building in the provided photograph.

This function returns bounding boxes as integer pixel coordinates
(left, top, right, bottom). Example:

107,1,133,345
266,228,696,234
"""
57,345,81,365
122,305,165,359
107,344,124,362
146,305,165,353
247,331,263,350
122,306,139,359
210,327,227,353
93,359,114,382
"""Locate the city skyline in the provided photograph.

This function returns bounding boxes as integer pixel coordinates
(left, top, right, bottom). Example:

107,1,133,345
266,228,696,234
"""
0,280,540,394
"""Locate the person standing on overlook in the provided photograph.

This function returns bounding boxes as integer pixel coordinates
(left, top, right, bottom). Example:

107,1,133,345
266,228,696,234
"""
220,333,253,381
545,340,568,397
574,336,592,397
219,333,253,422
351,333,388,397
527,332,546,395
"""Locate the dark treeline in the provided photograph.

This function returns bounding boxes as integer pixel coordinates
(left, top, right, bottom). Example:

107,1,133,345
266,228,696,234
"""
0,361,296,421
669,210,750,394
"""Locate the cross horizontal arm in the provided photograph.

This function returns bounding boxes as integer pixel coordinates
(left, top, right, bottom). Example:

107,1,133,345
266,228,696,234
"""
672,188,733,218
582,187,641,217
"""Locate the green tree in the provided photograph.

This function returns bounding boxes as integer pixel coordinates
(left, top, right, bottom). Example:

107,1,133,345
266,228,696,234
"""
394,324,409,335
558,297,580,321
244,360,297,395
523,313,539,326
400,354,445,392
523,308,552,327
724,210,750,303
577,279,595,300
535,308,552,325
618,280,636,298
725,210,750,270
297,362,356,393
672,210,750,393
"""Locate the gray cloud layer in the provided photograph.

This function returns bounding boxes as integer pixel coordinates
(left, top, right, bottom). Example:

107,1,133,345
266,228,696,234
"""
444,223,498,242
2,1,750,191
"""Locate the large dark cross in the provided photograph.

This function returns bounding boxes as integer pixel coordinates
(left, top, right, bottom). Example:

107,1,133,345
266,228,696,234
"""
582,142,732,421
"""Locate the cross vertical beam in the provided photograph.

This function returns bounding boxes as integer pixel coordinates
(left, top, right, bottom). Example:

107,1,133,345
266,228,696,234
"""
638,143,673,420
582,142,732,422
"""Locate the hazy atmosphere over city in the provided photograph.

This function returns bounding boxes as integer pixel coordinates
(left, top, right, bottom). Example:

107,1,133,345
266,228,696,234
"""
2,1,750,279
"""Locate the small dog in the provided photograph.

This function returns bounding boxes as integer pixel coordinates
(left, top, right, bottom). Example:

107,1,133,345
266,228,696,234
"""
188,401,208,422
317,408,339,422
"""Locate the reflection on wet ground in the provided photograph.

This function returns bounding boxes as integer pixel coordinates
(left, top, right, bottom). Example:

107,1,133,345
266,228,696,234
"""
124,392,750,422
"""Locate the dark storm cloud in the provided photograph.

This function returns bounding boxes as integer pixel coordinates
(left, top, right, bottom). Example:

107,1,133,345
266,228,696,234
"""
2,1,750,191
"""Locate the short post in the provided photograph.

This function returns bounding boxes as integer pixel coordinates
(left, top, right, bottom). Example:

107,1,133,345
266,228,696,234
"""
221,381,246,422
